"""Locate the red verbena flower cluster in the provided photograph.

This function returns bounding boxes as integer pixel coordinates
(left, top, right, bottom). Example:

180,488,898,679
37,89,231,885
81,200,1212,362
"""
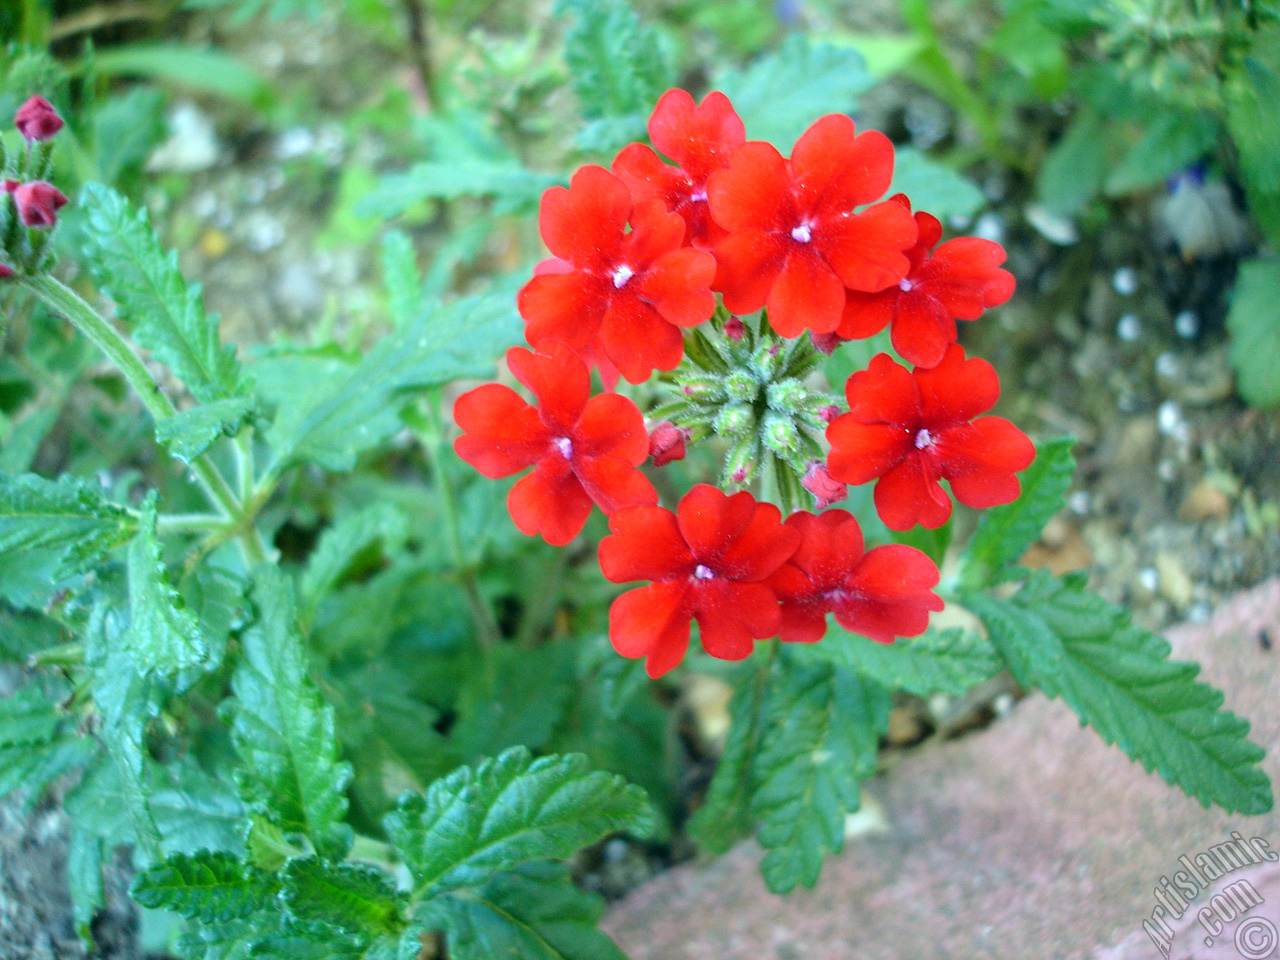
2,95,71,279
454,88,1034,676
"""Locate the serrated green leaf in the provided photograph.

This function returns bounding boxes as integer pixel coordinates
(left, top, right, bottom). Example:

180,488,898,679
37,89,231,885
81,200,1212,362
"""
132,851,278,923
282,857,404,937
0,738,95,804
0,682,63,747
1036,110,1108,216
124,496,209,673
267,293,521,471
230,568,352,854
299,504,409,628
961,437,1075,588
888,147,987,220
384,746,653,899
752,659,890,893
556,0,675,153
1104,113,1217,197
0,472,136,604
716,36,876,152
67,823,104,942
150,760,247,857
79,184,249,405
1226,27,1280,206
0,405,59,475
155,396,256,463
248,923,388,960
967,571,1273,814
427,862,627,960
796,626,1003,696
1227,257,1280,409
382,231,420,327
174,913,272,960
84,44,267,103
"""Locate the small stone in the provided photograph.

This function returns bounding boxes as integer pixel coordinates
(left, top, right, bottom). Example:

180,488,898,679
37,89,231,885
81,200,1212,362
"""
1116,314,1141,342
843,793,889,839
1112,267,1138,295
1154,550,1194,608
1179,479,1231,521
147,102,221,173
198,227,229,259
1025,204,1078,245
887,706,926,745
1174,310,1199,338
682,674,733,753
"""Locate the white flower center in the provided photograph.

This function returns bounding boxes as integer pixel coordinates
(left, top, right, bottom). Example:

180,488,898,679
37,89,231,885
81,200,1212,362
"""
693,564,715,580
790,223,812,243
612,264,634,288
689,189,708,203
555,437,573,458
899,278,914,292
914,428,935,449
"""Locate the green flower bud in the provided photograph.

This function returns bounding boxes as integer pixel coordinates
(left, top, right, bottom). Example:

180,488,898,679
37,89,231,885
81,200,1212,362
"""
766,378,808,413
761,412,799,455
724,370,759,403
713,403,755,439
722,435,759,487
750,340,783,381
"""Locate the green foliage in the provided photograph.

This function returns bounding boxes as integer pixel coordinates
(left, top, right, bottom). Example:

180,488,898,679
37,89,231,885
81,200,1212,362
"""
715,36,877,152
81,45,268,105
153,397,256,464
425,862,628,960
1035,110,1109,216
132,850,280,922
228,569,353,855
961,437,1076,588
0,472,136,606
79,184,250,406
966,572,1273,814
280,857,404,936
798,626,1003,697
555,0,677,153
889,147,987,220
384,746,654,898
1226,257,1280,409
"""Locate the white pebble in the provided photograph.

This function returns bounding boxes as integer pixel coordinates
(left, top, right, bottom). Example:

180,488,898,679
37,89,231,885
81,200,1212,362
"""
1139,567,1159,592
1155,352,1179,378
1113,267,1138,295
1117,314,1141,341
1175,310,1199,338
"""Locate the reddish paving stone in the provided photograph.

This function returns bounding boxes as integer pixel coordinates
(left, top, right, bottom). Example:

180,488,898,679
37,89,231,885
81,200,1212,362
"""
603,579,1280,960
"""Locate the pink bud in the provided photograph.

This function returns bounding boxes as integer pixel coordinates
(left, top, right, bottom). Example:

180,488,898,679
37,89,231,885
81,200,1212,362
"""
723,316,745,341
810,332,842,355
802,461,848,510
2,180,17,193
817,404,841,424
647,421,690,467
13,181,69,228
730,465,750,484
0,264,13,280
14,95,63,141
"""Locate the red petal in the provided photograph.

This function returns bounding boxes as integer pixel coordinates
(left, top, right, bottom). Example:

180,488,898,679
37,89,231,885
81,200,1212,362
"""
505,343,589,433
650,89,745,181
925,237,1016,318
574,392,650,463
599,505,691,582
716,501,800,582
826,421,912,485
843,353,922,427
937,418,1035,508
783,509,866,591
621,200,687,268
835,544,942,643
711,229,789,315
836,289,896,340
597,295,686,384
573,456,658,514
765,247,846,337
540,166,630,269
637,247,717,327
873,455,951,530
821,199,916,292
791,116,895,215
612,142,689,211
452,384,546,477
518,271,605,353
887,294,957,369
609,581,693,677
706,141,795,233
676,485,757,564
693,580,781,659
778,599,830,644
914,343,1000,427
914,210,943,250
507,458,593,545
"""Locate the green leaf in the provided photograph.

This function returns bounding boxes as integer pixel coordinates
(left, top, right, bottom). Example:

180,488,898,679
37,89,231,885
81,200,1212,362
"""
67,823,104,942
0,472,136,604
281,857,404,937
358,162,558,221
555,0,675,152
124,496,209,673
961,437,1075,588
1227,257,1280,409
889,147,987,221
0,406,59,475
796,626,1003,697
299,504,409,627
427,862,627,960
1226,27,1280,210
155,397,256,464
83,44,267,104
1036,110,1109,216
716,36,876,152
0,681,63,746
229,568,352,854
79,184,249,405
132,850,279,923
150,760,247,857
384,746,653,898
966,571,1273,814
382,231,421,327
267,293,521,471
752,659,890,893
1104,113,1217,197
0,738,95,804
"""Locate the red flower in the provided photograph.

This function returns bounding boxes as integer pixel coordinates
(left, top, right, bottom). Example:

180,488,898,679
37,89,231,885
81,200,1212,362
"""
13,181,68,228
825,345,1035,530
517,165,716,384
836,197,1015,368
612,89,746,248
453,342,658,545
768,510,943,644
707,114,917,338
647,421,689,466
14,95,63,141
598,484,801,677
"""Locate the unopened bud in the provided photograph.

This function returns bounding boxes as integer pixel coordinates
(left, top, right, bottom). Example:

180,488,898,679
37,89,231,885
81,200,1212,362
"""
802,461,848,510
723,436,757,487
766,378,807,413
713,403,754,439
810,331,842,355
750,340,782,380
14,96,63,142
647,421,690,467
761,412,799,454
723,316,745,341
13,180,68,228
817,404,841,424
679,374,721,400
724,370,758,403
0,264,13,280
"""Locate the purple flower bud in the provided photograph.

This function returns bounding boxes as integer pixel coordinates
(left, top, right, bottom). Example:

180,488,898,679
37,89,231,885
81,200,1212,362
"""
723,316,745,341
13,181,69,228
802,461,848,510
14,96,64,141
0,264,13,280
